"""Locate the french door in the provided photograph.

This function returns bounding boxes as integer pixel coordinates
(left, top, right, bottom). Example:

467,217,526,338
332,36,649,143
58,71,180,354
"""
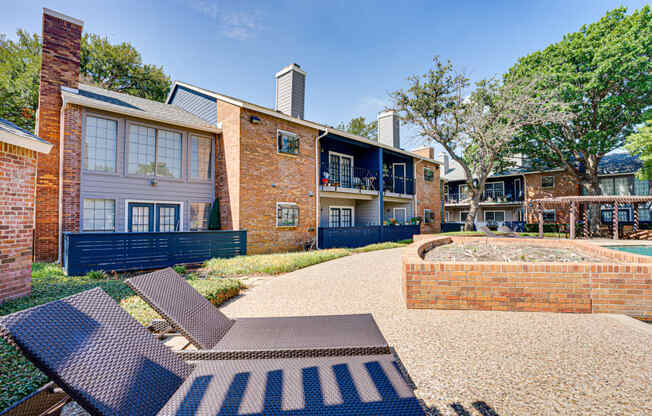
329,153,353,188
128,202,180,232
393,163,406,194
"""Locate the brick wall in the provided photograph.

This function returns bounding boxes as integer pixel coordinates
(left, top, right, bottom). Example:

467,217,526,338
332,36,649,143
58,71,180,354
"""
403,236,652,320
34,11,82,261
238,108,317,253
216,100,242,231
415,160,441,234
524,171,579,223
0,144,38,301
62,104,82,233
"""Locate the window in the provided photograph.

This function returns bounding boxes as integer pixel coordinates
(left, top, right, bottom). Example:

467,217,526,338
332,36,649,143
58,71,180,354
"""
424,209,434,224
277,130,299,155
541,176,554,188
600,209,630,223
459,184,470,201
156,130,182,178
328,152,353,188
484,211,505,223
128,125,156,175
614,176,631,195
424,167,434,182
542,209,556,223
634,179,650,196
190,136,212,180
83,199,115,231
84,116,117,172
329,206,353,228
190,202,211,231
277,203,299,227
460,211,469,222
484,182,504,200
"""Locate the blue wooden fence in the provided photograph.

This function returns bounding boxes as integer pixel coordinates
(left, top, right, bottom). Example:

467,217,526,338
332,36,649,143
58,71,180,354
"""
63,230,247,275
318,225,420,249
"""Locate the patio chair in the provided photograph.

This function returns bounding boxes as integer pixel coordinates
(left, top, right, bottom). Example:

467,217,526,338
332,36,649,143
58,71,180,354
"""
125,268,391,360
0,288,426,416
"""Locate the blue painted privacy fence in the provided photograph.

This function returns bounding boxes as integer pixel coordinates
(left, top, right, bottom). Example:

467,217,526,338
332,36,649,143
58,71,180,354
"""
63,231,247,275
318,225,420,249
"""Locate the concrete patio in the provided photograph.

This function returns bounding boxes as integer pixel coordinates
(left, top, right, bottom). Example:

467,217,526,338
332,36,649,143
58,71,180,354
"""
219,248,652,416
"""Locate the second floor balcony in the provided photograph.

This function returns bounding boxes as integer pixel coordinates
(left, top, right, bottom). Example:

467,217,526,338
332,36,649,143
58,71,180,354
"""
445,190,523,205
320,161,379,194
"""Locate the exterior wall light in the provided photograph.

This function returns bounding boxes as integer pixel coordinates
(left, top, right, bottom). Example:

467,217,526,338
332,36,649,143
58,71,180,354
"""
250,116,261,124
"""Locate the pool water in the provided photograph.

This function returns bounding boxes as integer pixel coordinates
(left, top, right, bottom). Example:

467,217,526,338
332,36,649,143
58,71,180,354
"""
605,245,652,257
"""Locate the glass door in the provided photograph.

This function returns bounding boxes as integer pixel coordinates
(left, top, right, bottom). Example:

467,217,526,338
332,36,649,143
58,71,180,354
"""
329,153,353,188
156,204,180,232
393,163,406,194
128,203,154,232
128,202,180,232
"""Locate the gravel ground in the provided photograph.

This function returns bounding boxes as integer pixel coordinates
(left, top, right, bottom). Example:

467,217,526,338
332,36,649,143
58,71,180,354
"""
424,241,614,263
222,248,652,416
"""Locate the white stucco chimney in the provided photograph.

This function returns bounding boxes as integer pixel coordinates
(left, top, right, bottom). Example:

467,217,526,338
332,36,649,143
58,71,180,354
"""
275,63,306,119
438,152,450,174
377,110,400,148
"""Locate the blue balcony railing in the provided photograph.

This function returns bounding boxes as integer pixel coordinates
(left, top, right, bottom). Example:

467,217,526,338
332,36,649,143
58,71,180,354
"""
445,191,523,204
320,162,378,191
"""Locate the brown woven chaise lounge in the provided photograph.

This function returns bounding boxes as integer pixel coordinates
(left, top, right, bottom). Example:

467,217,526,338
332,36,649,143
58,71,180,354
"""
0,288,426,415
125,268,391,360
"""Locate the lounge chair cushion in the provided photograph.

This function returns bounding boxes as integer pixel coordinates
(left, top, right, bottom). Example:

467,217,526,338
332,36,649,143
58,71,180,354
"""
126,268,235,349
0,288,193,416
157,355,425,415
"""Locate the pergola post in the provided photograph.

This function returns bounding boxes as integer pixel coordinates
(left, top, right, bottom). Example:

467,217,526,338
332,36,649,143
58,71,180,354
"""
538,202,544,238
612,201,619,240
583,203,590,239
570,202,576,239
633,203,639,233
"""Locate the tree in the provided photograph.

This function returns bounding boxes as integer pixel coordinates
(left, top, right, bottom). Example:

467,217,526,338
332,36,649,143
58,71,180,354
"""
337,116,378,140
626,119,652,180
0,30,41,130
0,30,172,131
507,7,651,198
392,57,571,230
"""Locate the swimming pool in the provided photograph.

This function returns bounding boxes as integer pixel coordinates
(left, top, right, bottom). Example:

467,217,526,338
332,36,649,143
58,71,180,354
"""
605,245,652,257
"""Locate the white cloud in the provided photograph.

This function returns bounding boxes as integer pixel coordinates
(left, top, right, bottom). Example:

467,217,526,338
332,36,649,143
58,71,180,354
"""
187,0,263,40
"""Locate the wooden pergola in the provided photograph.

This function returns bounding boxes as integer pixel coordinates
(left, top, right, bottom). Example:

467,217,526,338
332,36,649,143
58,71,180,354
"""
530,195,652,240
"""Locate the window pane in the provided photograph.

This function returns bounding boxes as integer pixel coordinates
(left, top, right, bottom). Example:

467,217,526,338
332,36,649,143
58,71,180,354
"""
157,130,182,178
330,208,340,228
85,117,117,172
277,131,299,154
190,136,212,180
614,177,630,195
190,202,211,231
543,209,556,223
542,176,554,188
82,199,115,231
128,125,156,175
277,203,298,227
341,208,352,227
158,206,177,232
131,206,150,232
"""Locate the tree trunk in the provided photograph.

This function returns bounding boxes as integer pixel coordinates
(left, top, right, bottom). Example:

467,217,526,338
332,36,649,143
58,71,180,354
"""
581,177,601,236
464,191,482,231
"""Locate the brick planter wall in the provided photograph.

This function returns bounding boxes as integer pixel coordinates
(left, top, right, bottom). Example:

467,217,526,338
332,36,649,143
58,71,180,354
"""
403,236,652,320
0,144,38,301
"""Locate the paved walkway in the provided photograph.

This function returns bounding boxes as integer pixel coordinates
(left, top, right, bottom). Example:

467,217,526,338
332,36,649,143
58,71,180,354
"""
223,248,652,416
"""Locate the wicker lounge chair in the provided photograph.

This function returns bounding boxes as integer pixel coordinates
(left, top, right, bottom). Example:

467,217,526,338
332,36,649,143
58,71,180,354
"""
0,288,426,416
125,268,391,359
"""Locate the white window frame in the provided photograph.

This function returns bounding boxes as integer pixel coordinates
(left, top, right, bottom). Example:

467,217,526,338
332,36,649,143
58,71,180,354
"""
542,209,556,223
484,181,505,200
328,205,355,228
124,199,184,232
393,207,407,223
484,210,505,223
328,151,354,187
82,198,116,232
83,115,119,174
514,178,522,200
542,175,555,189
424,208,433,224
188,134,213,182
125,121,185,180
458,184,470,200
277,129,299,155
276,202,299,227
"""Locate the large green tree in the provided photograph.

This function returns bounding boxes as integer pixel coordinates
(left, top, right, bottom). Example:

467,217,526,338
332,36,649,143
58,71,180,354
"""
507,6,651,196
626,119,652,180
337,116,378,140
0,31,171,131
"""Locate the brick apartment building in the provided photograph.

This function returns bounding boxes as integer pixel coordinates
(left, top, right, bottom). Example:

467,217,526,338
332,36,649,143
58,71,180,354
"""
33,8,441,261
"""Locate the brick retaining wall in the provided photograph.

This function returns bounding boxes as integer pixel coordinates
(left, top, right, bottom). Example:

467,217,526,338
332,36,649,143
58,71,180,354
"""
403,236,652,320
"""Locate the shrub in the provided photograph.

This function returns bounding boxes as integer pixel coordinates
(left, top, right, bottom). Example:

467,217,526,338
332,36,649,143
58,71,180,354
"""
85,270,108,280
173,265,187,276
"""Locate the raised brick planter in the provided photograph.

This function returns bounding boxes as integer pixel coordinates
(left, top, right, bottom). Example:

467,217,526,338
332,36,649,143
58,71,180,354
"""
403,236,652,320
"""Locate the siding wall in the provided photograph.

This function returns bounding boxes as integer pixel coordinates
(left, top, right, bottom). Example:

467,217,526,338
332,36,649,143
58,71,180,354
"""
80,109,216,232
169,85,218,125
383,201,414,223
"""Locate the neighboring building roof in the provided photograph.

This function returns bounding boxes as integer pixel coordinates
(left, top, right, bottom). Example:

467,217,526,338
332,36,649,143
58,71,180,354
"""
0,118,52,153
61,84,221,134
166,81,440,165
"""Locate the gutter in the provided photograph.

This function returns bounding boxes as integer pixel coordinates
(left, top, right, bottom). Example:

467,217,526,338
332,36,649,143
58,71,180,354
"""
57,103,65,263
315,129,329,249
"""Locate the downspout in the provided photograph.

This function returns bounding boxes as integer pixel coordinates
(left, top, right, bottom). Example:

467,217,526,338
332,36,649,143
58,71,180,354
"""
57,98,66,263
414,158,424,222
315,129,328,249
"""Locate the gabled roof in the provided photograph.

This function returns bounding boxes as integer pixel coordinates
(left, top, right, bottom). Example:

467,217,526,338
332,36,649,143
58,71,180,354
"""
61,84,221,134
166,81,440,165
0,118,52,153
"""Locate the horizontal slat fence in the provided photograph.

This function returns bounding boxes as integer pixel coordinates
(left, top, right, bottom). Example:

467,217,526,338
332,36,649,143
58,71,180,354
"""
318,225,419,249
63,231,246,275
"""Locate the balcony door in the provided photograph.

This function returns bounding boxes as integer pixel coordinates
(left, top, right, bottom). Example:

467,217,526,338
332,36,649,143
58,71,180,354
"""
128,202,180,232
393,207,407,224
329,152,353,188
393,163,406,194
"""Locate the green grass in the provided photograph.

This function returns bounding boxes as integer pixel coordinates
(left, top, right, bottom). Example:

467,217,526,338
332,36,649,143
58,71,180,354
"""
0,263,243,412
350,239,412,253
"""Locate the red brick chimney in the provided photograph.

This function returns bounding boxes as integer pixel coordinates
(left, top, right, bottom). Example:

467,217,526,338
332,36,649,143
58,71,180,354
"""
413,146,435,159
34,9,83,262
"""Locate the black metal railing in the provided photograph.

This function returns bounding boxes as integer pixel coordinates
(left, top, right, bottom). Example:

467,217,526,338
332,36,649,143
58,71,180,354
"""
382,174,415,195
320,162,378,191
318,224,420,249
445,192,523,204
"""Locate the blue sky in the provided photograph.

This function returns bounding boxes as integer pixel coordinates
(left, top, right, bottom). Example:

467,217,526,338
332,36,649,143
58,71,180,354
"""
3,0,649,151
